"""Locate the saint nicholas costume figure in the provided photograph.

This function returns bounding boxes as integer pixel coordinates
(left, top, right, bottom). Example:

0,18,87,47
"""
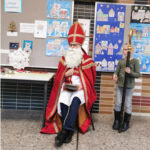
41,22,97,147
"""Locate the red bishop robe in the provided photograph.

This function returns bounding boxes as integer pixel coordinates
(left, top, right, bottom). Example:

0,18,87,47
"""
41,50,97,134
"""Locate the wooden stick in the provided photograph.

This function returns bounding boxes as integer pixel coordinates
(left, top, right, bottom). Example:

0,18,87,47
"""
118,30,133,133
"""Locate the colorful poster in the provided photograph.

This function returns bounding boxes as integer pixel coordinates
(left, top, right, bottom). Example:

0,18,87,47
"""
47,19,71,37
93,3,126,71
130,23,150,73
23,40,33,55
46,38,69,56
47,0,71,19
131,6,150,24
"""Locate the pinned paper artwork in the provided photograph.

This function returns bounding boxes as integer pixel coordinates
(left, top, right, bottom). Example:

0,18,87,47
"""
23,40,33,55
131,6,150,23
47,19,71,37
109,8,115,17
78,19,90,36
47,0,71,19
46,38,69,56
34,20,47,38
4,0,22,13
130,23,150,72
7,21,18,36
20,23,34,33
8,21,17,32
9,42,19,49
9,47,30,69
118,12,125,22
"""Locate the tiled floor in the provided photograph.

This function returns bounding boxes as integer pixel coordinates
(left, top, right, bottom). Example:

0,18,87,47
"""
1,110,150,150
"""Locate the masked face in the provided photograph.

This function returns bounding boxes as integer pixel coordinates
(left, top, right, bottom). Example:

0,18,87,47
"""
65,45,83,69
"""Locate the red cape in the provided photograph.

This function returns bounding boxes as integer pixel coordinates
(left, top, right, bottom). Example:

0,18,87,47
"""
41,51,97,134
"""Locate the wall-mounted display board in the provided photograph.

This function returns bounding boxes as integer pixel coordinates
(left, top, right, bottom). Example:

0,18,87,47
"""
1,0,74,69
93,2,150,73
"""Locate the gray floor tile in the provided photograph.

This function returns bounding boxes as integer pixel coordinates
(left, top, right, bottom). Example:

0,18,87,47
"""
1,110,150,150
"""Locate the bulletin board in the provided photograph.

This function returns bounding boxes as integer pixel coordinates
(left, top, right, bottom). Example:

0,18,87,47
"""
93,2,150,73
1,0,74,69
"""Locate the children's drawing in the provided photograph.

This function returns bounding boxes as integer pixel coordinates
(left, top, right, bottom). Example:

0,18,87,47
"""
46,38,69,56
47,0,71,19
130,23,150,72
47,19,71,37
23,40,33,55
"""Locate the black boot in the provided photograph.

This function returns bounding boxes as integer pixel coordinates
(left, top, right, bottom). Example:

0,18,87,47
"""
55,130,74,144
55,129,68,147
55,103,69,145
64,130,74,143
112,110,121,130
55,130,63,142
121,112,131,132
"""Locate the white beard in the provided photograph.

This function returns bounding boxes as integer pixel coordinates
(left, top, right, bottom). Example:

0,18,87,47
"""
65,47,83,68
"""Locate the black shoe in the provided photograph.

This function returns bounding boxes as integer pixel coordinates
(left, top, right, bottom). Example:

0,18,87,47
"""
112,110,121,130
55,131,62,141
54,129,68,147
64,131,74,143
121,122,129,132
120,112,131,132
112,120,119,130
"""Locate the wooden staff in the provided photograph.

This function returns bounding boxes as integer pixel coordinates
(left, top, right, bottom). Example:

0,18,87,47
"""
118,30,133,133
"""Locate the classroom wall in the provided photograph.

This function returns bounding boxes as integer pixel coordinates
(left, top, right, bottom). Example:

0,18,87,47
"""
1,0,67,68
